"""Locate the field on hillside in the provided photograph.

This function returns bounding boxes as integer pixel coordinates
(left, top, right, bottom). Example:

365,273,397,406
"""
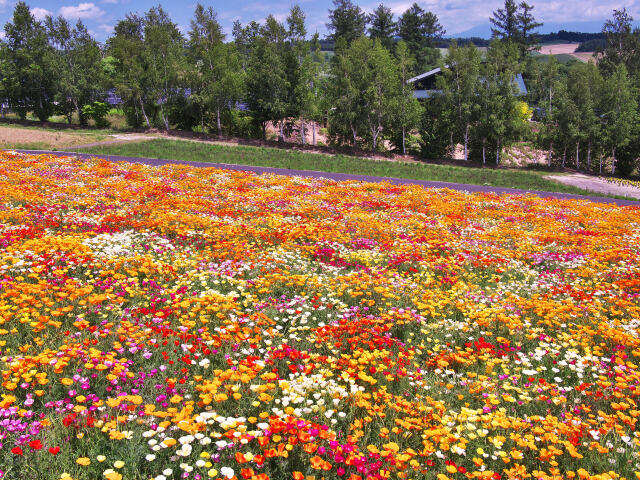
1,151,640,480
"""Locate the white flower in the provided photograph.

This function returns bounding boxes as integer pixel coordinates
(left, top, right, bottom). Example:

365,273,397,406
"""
145,454,156,461
220,466,235,479
163,469,173,476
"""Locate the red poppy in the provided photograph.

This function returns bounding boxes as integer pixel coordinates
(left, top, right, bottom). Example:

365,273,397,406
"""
11,447,23,455
49,446,61,455
29,440,43,450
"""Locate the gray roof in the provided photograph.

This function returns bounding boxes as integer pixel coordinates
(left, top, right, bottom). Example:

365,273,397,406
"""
407,67,442,84
408,68,528,97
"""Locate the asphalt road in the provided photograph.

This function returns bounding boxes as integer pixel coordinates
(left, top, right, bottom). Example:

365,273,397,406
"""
16,149,640,207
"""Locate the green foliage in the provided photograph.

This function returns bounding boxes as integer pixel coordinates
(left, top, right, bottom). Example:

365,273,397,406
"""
245,17,290,140
397,3,445,71
326,0,367,44
367,4,396,51
598,8,640,77
490,0,543,58
1,2,57,121
46,16,104,125
327,37,404,151
188,4,244,135
390,41,423,154
81,101,111,128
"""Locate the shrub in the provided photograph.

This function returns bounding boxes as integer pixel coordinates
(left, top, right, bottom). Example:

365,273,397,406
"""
81,101,111,128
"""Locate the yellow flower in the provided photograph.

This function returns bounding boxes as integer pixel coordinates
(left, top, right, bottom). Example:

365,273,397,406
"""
76,457,91,466
113,460,125,469
208,468,218,477
96,455,106,462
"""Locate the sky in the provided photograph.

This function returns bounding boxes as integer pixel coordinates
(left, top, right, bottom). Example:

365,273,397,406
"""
0,0,638,42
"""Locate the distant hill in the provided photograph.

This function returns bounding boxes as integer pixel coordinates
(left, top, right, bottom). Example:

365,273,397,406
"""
450,19,640,39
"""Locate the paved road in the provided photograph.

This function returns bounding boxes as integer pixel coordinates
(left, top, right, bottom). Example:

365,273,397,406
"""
16,149,640,207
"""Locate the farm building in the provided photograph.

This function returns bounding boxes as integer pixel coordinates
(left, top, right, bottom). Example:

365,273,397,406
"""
408,67,528,99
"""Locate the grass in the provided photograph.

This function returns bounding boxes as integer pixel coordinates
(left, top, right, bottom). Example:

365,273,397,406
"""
76,138,630,198
533,53,582,64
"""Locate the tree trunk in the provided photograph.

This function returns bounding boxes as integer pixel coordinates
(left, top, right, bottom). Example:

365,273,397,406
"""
262,122,267,140
372,126,380,151
450,132,454,157
496,139,500,165
463,124,469,161
217,108,222,137
548,141,553,167
587,141,591,171
72,99,81,126
482,138,486,165
312,121,316,146
562,147,566,168
402,127,406,155
140,99,151,128
352,126,358,150
576,142,579,170
279,122,284,143
300,117,306,145
599,154,603,174
612,147,616,175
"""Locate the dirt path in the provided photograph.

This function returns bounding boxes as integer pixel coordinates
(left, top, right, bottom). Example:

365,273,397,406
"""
545,174,640,200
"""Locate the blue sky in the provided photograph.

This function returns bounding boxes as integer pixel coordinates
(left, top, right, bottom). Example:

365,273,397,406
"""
0,0,638,41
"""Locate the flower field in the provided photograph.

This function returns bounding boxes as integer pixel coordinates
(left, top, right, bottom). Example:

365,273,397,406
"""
1,151,640,480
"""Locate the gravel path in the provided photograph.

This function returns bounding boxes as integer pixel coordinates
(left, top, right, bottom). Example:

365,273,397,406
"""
545,173,640,200
16,149,640,207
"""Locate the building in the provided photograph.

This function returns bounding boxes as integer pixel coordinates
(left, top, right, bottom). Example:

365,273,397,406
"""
408,67,528,99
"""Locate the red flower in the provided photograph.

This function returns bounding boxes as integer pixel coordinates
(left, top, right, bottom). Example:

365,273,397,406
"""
49,446,61,455
28,440,43,450
11,447,23,455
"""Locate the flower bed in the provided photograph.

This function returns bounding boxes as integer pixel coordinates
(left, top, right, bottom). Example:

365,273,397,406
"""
1,151,640,480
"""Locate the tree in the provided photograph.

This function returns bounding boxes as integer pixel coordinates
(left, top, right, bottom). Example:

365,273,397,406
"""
232,20,260,70
327,36,369,148
327,37,401,150
143,6,185,131
437,41,482,160
1,2,57,121
490,0,519,41
368,4,396,51
108,14,151,128
391,41,422,154
188,4,244,135
364,39,399,150
602,64,638,175
553,81,579,168
490,0,542,57
46,17,103,125
516,2,543,53
245,16,289,140
473,40,523,164
566,62,603,170
398,3,444,71
326,0,367,44
599,8,640,77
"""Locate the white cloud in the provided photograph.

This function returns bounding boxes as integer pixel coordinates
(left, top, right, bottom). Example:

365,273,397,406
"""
59,3,105,20
367,0,640,35
98,23,114,33
31,7,53,21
